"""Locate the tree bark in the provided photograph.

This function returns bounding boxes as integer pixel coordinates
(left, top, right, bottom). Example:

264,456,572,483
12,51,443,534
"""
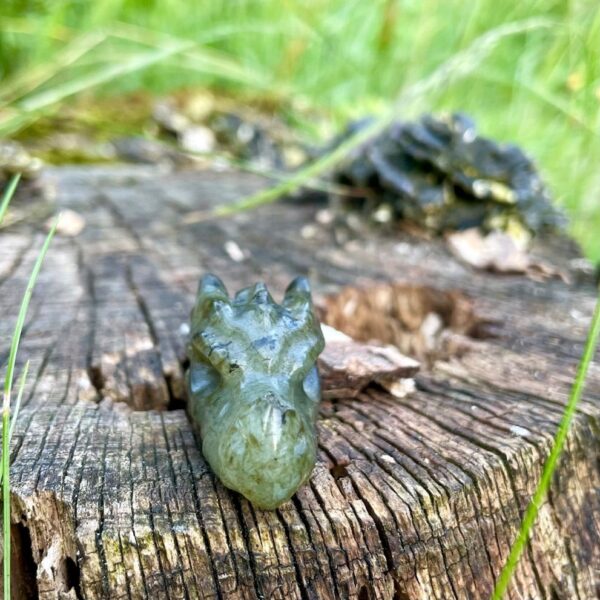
0,165,598,600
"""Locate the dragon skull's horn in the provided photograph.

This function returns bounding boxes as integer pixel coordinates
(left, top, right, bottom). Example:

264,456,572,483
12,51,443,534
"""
233,282,276,308
193,274,232,323
283,276,312,313
250,282,274,305
197,274,229,303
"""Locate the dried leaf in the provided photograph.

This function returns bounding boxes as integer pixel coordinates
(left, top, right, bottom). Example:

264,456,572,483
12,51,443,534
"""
447,228,568,282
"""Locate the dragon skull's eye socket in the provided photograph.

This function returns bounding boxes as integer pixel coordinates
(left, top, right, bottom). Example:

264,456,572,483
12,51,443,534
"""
302,365,320,403
189,359,221,397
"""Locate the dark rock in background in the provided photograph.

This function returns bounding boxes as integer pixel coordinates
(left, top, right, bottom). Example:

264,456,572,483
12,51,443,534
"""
334,113,566,236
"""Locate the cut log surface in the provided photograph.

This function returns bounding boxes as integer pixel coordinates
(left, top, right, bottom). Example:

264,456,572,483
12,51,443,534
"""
0,165,599,600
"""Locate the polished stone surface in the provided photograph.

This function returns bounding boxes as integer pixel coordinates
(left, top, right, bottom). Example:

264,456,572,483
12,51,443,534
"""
187,274,325,509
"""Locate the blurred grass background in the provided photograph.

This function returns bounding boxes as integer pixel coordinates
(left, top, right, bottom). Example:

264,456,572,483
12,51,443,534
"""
1,0,599,259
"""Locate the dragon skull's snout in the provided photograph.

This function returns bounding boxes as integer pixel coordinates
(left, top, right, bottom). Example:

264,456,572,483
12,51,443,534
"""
205,390,316,509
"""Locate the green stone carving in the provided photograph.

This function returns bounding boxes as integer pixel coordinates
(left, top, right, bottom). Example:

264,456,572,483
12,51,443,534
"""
187,274,325,510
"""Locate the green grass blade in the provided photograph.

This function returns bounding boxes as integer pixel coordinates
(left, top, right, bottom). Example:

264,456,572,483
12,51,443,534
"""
0,361,29,488
212,17,553,216
491,289,600,599
474,70,593,134
8,361,30,443
3,217,59,400
2,214,58,599
2,401,10,597
0,174,21,228
109,22,280,93
19,42,192,113
0,32,107,108
213,116,391,216
0,41,193,137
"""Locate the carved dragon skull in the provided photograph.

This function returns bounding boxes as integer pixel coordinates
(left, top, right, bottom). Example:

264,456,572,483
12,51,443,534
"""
187,274,325,509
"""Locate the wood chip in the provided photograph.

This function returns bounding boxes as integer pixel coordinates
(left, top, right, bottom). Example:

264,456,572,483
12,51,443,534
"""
447,228,529,272
224,240,246,262
447,228,568,281
46,209,86,237
319,324,420,399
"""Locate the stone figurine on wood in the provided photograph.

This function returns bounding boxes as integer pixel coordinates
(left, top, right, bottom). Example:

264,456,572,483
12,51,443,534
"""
187,274,325,509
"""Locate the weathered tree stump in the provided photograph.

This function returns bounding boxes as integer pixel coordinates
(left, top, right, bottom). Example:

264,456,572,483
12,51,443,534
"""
0,165,598,600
